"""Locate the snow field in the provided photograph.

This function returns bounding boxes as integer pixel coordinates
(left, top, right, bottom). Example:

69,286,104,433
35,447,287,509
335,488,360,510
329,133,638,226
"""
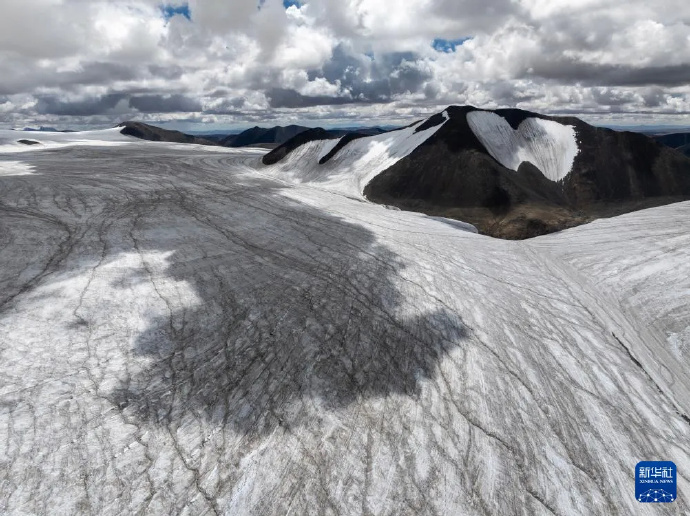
0,133,688,515
467,110,579,182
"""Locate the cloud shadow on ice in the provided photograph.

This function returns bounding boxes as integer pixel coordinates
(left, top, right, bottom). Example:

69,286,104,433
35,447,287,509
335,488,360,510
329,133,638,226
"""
5,147,469,438
108,184,469,436
106,180,469,436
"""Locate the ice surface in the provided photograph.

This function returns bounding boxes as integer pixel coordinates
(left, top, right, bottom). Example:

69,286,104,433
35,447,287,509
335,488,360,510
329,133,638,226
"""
0,160,35,176
467,111,579,181
261,118,447,198
530,205,690,417
669,327,690,357
0,127,136,153
0,138,688,515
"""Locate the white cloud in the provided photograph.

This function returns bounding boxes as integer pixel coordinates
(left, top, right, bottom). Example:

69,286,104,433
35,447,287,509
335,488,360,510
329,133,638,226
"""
1,0,690,128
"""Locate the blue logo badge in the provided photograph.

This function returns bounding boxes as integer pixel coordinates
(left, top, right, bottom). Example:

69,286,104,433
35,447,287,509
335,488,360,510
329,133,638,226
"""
636,461,676,503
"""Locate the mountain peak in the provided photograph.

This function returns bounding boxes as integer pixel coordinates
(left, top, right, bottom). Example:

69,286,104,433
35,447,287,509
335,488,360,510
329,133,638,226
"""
261,106,690,239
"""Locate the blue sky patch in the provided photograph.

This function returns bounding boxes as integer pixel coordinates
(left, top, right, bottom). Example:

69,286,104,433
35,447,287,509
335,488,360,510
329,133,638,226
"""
161,3,191,21
283,0,301,8
432,38,471,53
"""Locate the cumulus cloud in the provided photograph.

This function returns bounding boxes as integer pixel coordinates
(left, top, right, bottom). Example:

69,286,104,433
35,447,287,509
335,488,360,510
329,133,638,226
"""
35,94,128,117
266,88,358,108
129,94,202,113
1,0,689,128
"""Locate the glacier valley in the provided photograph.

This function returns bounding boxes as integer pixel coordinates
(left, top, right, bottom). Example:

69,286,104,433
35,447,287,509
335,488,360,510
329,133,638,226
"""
0,132,689,515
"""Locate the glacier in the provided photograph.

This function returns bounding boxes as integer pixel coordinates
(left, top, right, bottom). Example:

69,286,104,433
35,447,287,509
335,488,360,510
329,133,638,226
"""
0,132,688,515
0,127,133,153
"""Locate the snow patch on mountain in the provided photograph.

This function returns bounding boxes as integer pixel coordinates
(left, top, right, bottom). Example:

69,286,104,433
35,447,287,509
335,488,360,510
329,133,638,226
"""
467,111,579,182
261,116,447,199
316,138,341,162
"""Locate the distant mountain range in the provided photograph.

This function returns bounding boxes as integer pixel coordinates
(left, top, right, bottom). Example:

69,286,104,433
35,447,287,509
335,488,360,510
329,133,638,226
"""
263,106,690,239
220,125,308,147
219,125,388,148
118,122,217,145
21,126,76,133
118,122,389,149
117,112,690,239
654,132,690,157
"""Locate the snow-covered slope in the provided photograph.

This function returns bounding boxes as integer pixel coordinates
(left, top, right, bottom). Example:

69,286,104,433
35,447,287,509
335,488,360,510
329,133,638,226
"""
0,140,688,515
0,127,136,153
529,204,690,414
467,111,579,182
261,116,448,198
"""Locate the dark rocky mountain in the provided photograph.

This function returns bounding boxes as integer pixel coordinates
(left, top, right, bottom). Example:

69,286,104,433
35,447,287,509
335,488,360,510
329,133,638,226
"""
262,127,395,164
654,132,690,157
370,107,690,238
119,121,389,150
365,106,690,238
194,133,232,143
224,125,388,148
221,125,310,147
266,105,690,239
118,122,217,146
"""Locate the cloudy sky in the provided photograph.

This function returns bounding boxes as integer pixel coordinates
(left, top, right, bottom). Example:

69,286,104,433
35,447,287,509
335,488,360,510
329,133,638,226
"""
1,0,690,130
